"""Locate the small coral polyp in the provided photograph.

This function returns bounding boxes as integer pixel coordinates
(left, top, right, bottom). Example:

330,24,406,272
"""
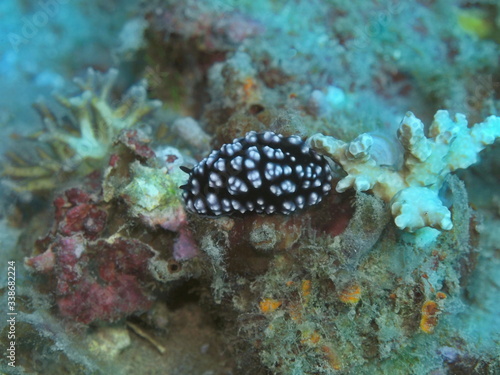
2,69,161,192
308,110,500,231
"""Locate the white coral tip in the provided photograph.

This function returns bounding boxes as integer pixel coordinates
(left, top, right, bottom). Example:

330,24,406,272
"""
391,187,453,232
354,177,371,191
440,217,453,231
348,134,373,158
336,176,354,192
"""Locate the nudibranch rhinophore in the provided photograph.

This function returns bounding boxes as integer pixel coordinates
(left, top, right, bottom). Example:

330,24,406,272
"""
180,131,333,216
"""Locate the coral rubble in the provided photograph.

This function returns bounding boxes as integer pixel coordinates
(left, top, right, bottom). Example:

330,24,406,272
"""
21,126,202,325
25,187,157,324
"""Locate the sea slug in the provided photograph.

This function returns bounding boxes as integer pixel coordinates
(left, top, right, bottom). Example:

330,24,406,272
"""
180,131,332,215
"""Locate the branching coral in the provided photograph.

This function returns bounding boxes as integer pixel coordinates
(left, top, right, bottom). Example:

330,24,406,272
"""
308,110,500,231
2,69,161,192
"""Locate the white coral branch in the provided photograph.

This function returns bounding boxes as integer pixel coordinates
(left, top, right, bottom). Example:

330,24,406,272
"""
308,110,500,232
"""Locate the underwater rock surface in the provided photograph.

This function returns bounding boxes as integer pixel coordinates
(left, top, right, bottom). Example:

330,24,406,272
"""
1,0,499,374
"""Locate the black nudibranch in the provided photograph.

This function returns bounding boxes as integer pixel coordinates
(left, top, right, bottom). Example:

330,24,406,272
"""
180,131,332,215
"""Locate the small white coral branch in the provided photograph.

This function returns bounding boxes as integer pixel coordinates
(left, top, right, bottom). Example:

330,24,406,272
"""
391,187,452,232
308,110,500,232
